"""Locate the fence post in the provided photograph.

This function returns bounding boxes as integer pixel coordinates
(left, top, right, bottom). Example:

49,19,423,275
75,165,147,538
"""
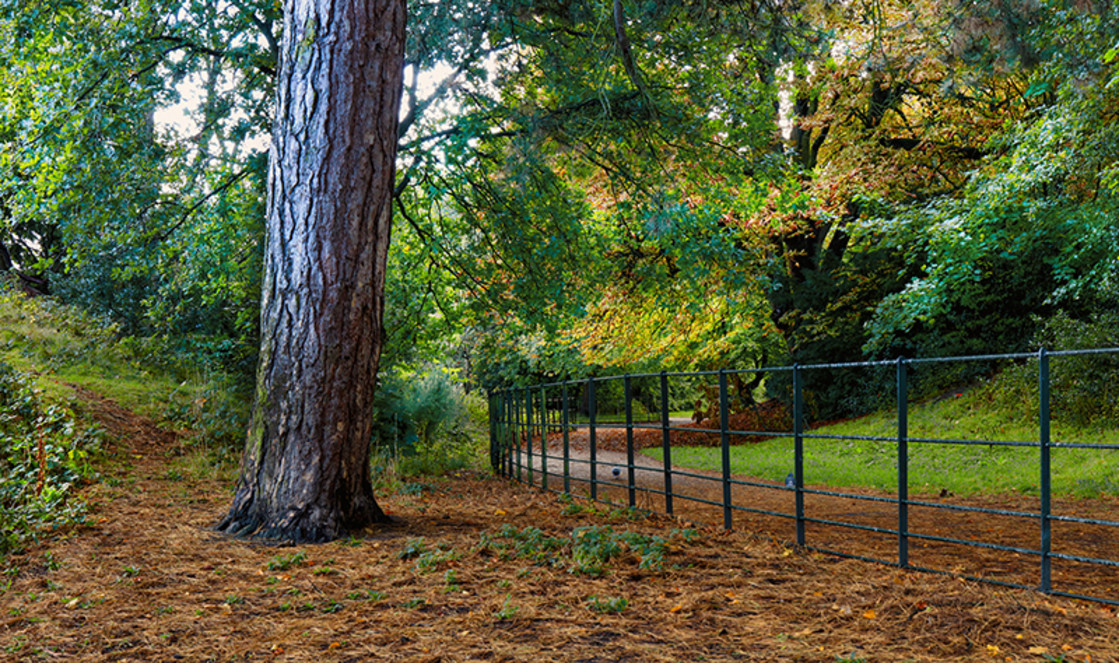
525,387,534,486
489,393,498,473
589,377,598,501
793,364,805,546
562,380,571,494
897,357,909,568
660,371,674,515
625,374,636,508
539,384,548,492
503,391,512,478
719,369,732,531
1039,348,1052,593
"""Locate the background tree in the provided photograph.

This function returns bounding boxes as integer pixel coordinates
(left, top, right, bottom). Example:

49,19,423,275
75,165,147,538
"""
216,0,406,542
0,0,276,370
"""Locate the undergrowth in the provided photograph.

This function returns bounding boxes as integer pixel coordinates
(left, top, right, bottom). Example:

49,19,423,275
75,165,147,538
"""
0,361,101,560
371,366,490,486
0,289,490,510
477,524,695,576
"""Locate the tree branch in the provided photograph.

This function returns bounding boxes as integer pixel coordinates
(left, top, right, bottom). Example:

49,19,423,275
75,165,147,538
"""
148,35,276,77
152,168,251,243
613,0,653,114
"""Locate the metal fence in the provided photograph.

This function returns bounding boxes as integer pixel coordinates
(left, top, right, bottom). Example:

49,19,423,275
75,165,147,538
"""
487,349,1119,605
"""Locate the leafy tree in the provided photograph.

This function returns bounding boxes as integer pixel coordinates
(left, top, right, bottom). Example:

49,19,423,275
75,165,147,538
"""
3,0,1115,434
0,0,275,367
864,0,1119,357
387,1,816,382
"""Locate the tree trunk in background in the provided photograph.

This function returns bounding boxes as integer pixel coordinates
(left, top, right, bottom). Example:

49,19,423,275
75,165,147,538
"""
217,0,406,542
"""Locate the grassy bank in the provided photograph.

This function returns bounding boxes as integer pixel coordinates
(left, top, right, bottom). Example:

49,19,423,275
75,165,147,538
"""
0,291,249,445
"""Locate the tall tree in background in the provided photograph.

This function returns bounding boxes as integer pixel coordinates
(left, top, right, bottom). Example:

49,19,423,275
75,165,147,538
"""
217,0,407,541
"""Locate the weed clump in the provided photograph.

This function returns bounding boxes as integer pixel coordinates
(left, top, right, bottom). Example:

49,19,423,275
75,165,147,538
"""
477,524,695,576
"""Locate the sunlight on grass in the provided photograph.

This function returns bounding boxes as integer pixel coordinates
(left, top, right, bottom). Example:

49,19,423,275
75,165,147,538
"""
0,292,249,448
644,381,1119,498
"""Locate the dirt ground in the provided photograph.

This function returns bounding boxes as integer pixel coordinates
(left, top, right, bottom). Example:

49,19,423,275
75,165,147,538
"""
506,425,1119,603
1,391,1118,662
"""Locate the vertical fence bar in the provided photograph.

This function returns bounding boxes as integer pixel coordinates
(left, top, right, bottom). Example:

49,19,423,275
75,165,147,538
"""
897,357,909,568
498,394,505,475
793,364,805,546
514,389,523,483
501,391,509,478
562,381,571,494
510,391,516,479
1039,348,1052,593
660,371,674,516
589,377,598,501
539,384,548,492
625,375,636,508
489,393,498,473
719,369,732,530
525,387,534,486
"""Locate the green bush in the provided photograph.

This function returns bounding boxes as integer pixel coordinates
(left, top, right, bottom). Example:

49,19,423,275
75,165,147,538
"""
992,312,1119,428
0,362,101,557
370,366,485,477
476,524,689,576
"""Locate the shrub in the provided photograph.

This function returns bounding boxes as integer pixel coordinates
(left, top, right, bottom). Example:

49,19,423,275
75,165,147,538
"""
370,366,484,477
992,311,1119,427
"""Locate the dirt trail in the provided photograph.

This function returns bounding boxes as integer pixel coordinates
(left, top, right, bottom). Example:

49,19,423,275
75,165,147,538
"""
2,389,1118,662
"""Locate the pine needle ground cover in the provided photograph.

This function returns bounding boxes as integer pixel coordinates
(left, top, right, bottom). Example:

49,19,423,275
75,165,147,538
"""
1,390,1117,662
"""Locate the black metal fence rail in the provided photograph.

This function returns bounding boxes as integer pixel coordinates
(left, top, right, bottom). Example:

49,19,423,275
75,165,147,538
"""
487,348,1119,605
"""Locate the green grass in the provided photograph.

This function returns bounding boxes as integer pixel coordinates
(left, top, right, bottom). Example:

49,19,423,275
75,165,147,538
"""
0,292,249,447
643,381,1119,497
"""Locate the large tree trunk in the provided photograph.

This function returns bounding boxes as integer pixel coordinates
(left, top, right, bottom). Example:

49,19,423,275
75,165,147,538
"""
217,0,406,542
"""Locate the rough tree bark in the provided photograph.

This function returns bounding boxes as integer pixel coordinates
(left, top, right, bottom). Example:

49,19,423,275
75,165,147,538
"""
217,0,407,542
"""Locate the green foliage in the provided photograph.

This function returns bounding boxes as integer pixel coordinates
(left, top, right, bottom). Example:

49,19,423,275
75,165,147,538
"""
413,545,461,573
570,525,670,575
493,594,518,621
371,366,486,477
862,3,1119,361
0,1,271,355
764,225,915,419
265,551,307,572
585,595,628,614
1,0,1116,458
477,526,566,567
442,569,461,593
993,312,1119,428
0,361,100,558
397,538,428,561
0,291,251,451
477,524,684,576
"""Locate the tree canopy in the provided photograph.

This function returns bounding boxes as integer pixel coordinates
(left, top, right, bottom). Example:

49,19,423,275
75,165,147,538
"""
1,0,1116,413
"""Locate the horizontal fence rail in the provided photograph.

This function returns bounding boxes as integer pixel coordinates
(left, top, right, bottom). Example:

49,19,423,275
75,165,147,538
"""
487,348,1119,605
